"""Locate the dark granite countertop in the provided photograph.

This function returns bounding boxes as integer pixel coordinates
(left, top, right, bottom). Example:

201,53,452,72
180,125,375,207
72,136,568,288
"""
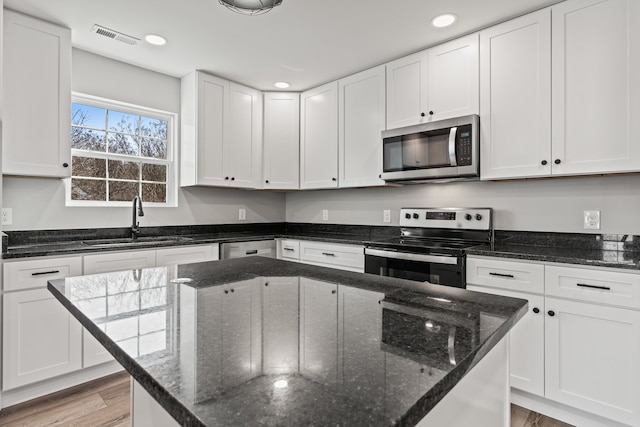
467,231,640,271
48,257,527,427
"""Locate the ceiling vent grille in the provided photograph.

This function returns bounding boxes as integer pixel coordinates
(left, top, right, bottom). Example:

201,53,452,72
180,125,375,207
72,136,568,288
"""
91,25,139,46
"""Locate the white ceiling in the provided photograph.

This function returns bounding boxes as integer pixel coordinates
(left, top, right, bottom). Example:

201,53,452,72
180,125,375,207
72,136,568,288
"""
5,0,560,91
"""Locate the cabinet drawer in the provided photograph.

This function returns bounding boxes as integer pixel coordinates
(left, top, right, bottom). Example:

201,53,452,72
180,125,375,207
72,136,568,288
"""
156,245,218,267
545,265,640,309
299,241,364,272
84,250,156,275
3,256,83,291
279,240,300,261
466,257,544,294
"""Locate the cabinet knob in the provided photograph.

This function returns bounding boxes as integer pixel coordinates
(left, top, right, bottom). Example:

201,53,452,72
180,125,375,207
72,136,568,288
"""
224,290,229,294
332,177,337,182
429,111,434,115
225,177,229,180
548,310,555,317
62,162,69,168
541,160,547,166
265,180,269,184
265,282,269,287
230,288,235,293
554,159,561,165
533,307,540,314
378,174,382,179
420,112,426,117
331,289,337,295
420,367,425,373
231,177,235,181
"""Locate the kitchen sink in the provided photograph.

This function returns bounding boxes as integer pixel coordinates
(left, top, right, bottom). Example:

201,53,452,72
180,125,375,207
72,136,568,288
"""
81,236,193,248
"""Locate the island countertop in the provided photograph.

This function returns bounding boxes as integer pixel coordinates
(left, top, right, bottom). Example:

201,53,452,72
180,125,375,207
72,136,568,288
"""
47,257,527,426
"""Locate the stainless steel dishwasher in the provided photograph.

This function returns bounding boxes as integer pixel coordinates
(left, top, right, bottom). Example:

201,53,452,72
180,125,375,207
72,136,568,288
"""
220,240,277,259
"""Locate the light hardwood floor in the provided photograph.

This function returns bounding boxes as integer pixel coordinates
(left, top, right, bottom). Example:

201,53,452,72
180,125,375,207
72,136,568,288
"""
0,372,573,427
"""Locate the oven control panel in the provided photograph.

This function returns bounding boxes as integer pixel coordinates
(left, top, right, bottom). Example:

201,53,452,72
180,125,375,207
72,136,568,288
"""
399,208,492,230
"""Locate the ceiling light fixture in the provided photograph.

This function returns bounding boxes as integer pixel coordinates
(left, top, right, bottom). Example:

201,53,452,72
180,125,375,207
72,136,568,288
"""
431,13,457,28
144,34,167,46
219,0,283,16
274,81,290,89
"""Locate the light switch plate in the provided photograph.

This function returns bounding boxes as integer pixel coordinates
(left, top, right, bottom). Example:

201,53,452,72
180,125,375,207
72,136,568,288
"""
238,208,246,221
584,210,600,230
2,208,12,225
322,209,329,221
383,210,391,223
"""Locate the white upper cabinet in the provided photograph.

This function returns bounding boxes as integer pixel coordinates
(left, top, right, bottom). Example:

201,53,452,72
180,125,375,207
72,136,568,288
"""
427,33,479,122
480,9,552,180
181,71,262,188
386,50,429,129
386,34,479,130
2,10,71,178
262,92,300,189
338,66,386,188
551,0,640,175
300,81,339,189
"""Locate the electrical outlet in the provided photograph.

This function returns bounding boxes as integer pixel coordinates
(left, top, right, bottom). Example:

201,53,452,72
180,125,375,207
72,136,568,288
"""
238,208,246,221
2,208,12,226
584,210,600,230
383,210,391,223
322,209,329,221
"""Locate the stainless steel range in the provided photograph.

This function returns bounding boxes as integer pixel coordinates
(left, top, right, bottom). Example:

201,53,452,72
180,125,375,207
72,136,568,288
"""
364,207,493,288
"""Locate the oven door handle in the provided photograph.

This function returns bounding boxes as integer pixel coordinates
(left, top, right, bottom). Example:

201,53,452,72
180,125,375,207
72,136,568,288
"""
364,248,459,265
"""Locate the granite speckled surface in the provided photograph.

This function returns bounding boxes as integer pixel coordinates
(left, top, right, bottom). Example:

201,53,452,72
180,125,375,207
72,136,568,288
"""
48,257,527,427
467,231,640,270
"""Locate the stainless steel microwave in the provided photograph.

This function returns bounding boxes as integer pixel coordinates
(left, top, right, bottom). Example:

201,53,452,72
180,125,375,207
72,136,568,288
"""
381,114,479,183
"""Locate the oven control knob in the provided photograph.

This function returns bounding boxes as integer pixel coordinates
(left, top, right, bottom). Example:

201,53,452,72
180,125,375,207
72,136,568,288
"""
412,213,419,219
475,214,483,221
405,213,411,219
465,214,472,221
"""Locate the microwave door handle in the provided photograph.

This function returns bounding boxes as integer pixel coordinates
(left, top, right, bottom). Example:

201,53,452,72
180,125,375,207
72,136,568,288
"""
448,126,458,167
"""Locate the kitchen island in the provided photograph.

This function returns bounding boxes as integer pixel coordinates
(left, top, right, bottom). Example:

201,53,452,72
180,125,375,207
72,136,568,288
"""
47,257,527,426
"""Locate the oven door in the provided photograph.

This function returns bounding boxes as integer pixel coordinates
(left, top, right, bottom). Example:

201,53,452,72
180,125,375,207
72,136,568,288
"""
364,248,465,288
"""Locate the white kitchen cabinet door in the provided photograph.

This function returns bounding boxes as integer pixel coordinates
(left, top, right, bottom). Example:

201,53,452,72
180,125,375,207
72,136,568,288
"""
228,82,262,188
2,10,71,178
3,289,83,390
551,0,640,176
467,285,545,397
155,244,218,267
262,277,299,374
338,66,386,188
479,9,552,180
263,92,300,189
221,280,262,389
544,297,640,426
83,328,115,368
83,250,156,274
385,49,429,129
299,278,338,386
300,81,339,189
339,286,385,408
181,71,229,187
427,33,479,121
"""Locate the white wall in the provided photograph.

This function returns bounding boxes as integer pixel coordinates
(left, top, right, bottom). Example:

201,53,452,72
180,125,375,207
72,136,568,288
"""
285,175,640,234
1,48,286,231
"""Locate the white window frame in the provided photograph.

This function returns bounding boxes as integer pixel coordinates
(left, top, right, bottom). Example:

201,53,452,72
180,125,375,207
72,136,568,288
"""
65,93,179,207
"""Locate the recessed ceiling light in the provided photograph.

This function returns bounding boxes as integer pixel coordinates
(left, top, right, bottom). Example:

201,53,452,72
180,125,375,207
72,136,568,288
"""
144,34,167,46
274,81,290,89
431,13,457,28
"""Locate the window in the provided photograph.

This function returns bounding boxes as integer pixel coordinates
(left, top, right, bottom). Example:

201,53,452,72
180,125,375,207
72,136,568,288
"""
67,94,177,207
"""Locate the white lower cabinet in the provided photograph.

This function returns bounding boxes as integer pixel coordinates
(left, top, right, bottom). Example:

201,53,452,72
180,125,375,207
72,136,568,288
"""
83,249,156,274
298,240,364,272
2,288,83,390
467,256,640,427
155,244,219,266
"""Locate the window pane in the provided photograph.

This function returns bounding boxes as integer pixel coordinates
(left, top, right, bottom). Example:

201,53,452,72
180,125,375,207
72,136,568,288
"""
142,163,166,182
72,127,106,152
73,156,106,178
109,181,139,201
140,117,167,139
140,137,167,159
108,133,139,156
71,179,106,201
72,103,106,129
108,110,139,134
109,160,140,180
142,183,166,203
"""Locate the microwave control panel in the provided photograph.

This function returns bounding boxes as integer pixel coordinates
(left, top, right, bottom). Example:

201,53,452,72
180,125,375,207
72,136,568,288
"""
456,124,473,166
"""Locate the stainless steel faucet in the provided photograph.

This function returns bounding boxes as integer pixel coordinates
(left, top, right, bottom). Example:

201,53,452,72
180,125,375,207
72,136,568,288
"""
131,195,144,240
